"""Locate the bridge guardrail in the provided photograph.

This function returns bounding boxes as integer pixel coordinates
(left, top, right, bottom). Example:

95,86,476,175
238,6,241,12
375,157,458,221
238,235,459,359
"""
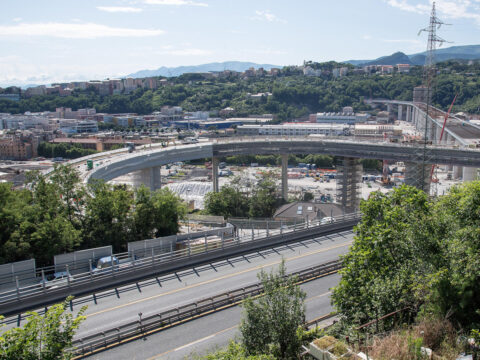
0,213,360,316
69,259,343,358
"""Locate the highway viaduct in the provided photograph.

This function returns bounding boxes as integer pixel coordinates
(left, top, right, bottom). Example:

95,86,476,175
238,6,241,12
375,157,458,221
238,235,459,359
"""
369,99,480,181
84,136,480,211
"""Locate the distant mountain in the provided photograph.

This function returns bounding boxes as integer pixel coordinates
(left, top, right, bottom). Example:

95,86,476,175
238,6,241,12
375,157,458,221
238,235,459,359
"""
346,44,480,66
362,52,413,66
128,61,280,78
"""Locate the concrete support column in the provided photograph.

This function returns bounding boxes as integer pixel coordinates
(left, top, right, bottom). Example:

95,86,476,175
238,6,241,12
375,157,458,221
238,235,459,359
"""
212,157,219,193
413,107,419,128
442,132,449,144
429,121,436,142
133,167,160,190
150,166,161,191
435,124,442,145
281,154,288,201
387,104,392,114
463,167,478,182
336,157,362,213
398,105,403,121
404,162,430,193
406,106,411,122
444,134,453,171
453,165,463,180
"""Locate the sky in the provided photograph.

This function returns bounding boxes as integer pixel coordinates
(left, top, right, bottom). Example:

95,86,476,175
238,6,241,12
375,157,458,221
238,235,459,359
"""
1,0,480,86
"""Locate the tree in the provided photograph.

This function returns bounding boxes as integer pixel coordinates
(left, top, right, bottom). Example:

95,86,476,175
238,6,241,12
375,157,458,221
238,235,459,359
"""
49,165,85,225
7,172,82,266
204,177,249,218
82,180,134,251
303,191,314,201
332,182,480,333
428,181,480,327
195,341,274,360
240,260,306,359
0,183,30,264
249,173,280,218
0,297,86,360
331,185,434,329
150,187,187,237
132,185,156,240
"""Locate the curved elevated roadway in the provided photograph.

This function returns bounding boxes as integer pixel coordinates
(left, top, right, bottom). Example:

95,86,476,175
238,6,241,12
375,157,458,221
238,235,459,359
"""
85,137,480,184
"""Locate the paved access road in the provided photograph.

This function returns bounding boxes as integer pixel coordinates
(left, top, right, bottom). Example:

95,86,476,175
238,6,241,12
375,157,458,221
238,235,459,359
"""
58,230,352,340
84,273,341,360
2,230,353,355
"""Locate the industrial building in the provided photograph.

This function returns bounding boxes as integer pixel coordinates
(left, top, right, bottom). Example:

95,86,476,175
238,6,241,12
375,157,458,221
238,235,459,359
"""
353,124,402,137
59,119,99,134
313,111,370,124
236,123,350,136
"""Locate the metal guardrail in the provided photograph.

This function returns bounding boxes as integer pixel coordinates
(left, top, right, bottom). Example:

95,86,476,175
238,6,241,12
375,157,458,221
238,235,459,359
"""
0,213,360,316
304,312,338,329
70,259,343,358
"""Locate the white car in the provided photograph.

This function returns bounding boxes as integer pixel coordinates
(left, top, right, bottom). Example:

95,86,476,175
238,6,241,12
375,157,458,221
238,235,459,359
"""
39,271,74,289
320,217,336,224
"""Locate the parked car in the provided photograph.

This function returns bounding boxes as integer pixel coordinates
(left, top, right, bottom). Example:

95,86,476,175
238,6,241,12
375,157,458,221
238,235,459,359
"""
39,271,74,289
320,217,336,225
92,256,133,275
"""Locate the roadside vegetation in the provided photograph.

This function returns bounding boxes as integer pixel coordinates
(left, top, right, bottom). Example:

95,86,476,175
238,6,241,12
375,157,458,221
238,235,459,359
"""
37,142,97,160
328,183,480,359
193,260,322,360
0,165,186,266
204,173,282,218
199,183,480,359
0,297,86,359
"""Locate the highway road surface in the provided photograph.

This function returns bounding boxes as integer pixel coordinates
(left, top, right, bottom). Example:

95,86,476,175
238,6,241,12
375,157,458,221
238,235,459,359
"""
2,230,353,334
2,230,353,358
83,273,341,360
65,229,352,340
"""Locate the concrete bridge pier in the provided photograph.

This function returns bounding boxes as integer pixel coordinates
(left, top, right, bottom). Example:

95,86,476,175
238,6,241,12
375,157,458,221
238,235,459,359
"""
281,154,288,201
453,165,463,180
412,108,420,130
336,157,362,213
442,132,448,144
212,157,219,192
398,105,403,121
387,104,392,114
133,166,162,191
406,106,412,122
404,162,430,193
463,167,478,182
444,136,453,172
435,125,442,144
150,166,162,191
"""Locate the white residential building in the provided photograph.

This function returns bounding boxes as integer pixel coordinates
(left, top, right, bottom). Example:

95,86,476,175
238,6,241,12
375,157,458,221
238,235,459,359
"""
237,123,350,136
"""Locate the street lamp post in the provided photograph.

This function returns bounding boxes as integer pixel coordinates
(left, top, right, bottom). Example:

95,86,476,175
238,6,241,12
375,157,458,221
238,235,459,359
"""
186,187,191,233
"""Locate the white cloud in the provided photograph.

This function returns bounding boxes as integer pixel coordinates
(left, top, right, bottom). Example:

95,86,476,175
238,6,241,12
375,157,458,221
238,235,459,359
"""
435,0,480,22
0,22,164,39
386,0,480,22
250,10,286,23
362,35,372,40
13,17,22,22
385,0,430,14
143,0,208,6
97,6,143,13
